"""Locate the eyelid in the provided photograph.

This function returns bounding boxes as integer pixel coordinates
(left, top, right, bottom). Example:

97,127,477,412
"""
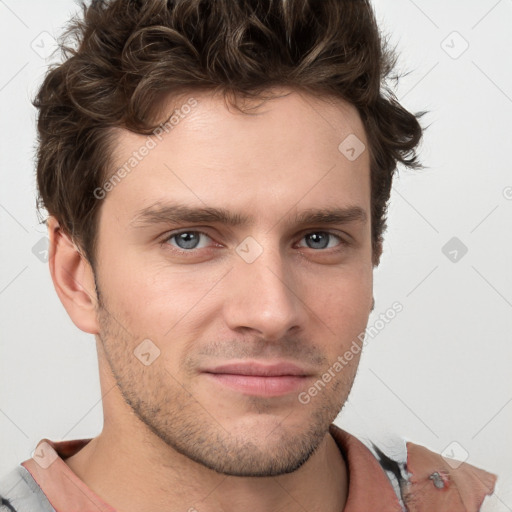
160,229,215,247
295,230,347,249
159,228,351,253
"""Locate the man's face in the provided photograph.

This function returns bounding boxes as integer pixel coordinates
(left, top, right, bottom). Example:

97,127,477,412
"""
93,89,373,476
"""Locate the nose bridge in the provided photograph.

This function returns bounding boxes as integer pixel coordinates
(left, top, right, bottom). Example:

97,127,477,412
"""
223,238,305,339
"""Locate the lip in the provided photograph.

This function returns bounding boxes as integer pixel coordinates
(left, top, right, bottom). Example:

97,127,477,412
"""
202,361,314,397
203,361,312,377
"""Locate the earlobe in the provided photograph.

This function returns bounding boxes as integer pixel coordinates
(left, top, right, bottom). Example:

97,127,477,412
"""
47,216,100,335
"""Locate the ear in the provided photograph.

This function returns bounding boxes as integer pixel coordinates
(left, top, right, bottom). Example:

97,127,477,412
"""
47,216,100,334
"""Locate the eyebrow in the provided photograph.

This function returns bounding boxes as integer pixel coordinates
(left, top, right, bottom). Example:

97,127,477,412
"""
130,203,367,228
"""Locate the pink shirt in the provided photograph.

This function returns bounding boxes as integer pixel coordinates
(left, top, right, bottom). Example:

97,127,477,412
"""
18,424,496,512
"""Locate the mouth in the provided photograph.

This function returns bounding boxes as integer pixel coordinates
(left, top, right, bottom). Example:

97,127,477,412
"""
201,361,314,397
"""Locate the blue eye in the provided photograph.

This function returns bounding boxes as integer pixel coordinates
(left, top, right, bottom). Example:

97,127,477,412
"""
167,231,211,250
299,232,342,250
162,230,344,254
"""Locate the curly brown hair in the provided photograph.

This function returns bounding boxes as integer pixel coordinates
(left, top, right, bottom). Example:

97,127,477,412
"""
35,0,423,268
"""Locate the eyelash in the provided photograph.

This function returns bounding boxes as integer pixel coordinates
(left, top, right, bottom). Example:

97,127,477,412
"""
159,229,348,254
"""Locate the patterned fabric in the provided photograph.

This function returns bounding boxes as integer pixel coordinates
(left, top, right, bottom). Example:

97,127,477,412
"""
403,442,497,511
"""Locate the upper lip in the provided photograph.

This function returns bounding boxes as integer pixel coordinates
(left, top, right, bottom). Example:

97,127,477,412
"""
203,361,313,377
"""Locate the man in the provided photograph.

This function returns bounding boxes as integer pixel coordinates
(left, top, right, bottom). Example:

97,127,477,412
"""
0,0,497,510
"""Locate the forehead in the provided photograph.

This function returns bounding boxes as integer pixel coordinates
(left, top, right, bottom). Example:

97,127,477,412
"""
102,88,370,225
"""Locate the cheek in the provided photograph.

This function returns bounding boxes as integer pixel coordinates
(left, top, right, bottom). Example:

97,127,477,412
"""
98,250,229,338
308,264,373,331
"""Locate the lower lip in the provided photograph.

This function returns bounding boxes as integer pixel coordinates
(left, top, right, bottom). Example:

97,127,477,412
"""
204,373,309,397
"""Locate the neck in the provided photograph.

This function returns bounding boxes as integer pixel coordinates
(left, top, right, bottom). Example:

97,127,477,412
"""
65,421,348,512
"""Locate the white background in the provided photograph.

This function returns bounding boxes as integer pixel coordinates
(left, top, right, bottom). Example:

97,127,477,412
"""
0,0,511,509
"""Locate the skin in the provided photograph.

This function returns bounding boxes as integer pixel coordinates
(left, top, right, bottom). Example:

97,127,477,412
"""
49,88,375,512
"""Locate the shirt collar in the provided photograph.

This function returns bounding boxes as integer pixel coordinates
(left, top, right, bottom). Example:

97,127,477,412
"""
329,424,402,512
22,426,401,512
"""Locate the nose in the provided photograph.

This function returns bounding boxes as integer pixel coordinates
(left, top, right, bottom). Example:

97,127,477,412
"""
222,244,307,341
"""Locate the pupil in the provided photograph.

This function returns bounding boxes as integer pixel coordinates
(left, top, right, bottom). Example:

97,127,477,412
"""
307,232,329,249
176,232,199,249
